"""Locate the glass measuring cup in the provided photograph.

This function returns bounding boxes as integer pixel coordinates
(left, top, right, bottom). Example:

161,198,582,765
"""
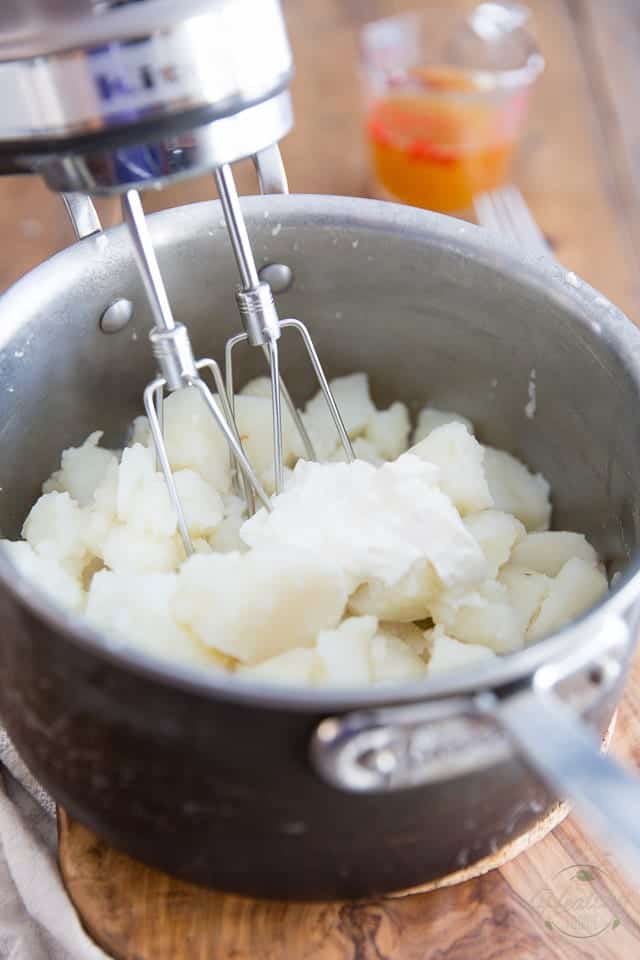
360,3,544,214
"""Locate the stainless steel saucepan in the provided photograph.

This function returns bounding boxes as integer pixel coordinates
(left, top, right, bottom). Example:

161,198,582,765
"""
0,195,639,898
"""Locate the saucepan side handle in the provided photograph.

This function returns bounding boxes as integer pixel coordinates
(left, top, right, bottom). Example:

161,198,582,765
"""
490,612,640,885
311,612,640,882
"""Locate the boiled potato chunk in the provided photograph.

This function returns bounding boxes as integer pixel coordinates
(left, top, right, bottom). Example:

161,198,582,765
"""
242,458,486,594
234,394,305,491
208,495,247,554
163,387,232,494
432,580,525,654
304,373,375,447
101,525,181,575
464,510,525,579
370,629,426,682
483,447,551,532
365,402,410,460
498,564,552,637
348,559,440,622
380,621,431,658
237,647,321,685
130,415,151,447
173,469,224,537
330,437,382,466
511,531,598,577
240,376,272,398
174,545,348,663
426,625,497,675
117,444,177,538
413,407,474,444
43,431,117,507
316,615,378,685
410,423,493,516
528,557,608,641
86,570,226,668
22,491,88,577
2,539,85,613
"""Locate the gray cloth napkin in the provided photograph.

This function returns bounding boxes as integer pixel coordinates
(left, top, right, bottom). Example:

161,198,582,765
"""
0,729,112,960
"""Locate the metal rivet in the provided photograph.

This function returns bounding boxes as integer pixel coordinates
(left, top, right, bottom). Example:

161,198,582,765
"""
258,262,293,294
99,298,134,333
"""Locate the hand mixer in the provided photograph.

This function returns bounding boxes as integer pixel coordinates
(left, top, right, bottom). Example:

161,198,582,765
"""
0,0,354,553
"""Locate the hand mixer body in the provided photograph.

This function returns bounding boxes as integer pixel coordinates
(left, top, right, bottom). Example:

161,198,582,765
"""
0,0,353,536
0,0,294,193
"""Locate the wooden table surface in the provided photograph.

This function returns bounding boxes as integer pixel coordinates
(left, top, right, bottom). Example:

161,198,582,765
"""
2,0,640,957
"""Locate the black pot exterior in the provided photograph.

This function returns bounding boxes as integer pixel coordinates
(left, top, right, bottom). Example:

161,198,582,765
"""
0,586,621,900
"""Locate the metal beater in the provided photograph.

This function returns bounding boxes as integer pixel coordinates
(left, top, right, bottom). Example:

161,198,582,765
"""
121,172,353,553
0,0,354,552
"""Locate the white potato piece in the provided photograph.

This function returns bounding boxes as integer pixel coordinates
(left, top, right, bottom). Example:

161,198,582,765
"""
162,386,232,494
464,510,525,579
316,616,377,685
499,564,552,637
348,559,440,622
117,444,177,538
426,625,497,675
173,469,224,537
511,531,598,577
380,621,431,659
370,630,426,683
43,431,117,507
102,525,181,575
86,570,227,668
130,415,151,447
410,423,493,516
208,495,247,553
304,373,375,447
22,491,88,577
483,447,551,532
174,545,347,663
413,407,474,444
242,458,486,594
240,376,272,398
528,557,608,641
237,647,321,685
433,580,525,654
234,394,305,492
2,540,85,614
365,402,410,460
81,459,119,558
330,437,382,466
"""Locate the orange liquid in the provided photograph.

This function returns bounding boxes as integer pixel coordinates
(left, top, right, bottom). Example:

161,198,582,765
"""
367,67,527,213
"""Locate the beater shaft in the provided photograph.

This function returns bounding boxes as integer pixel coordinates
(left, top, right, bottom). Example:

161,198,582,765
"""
121,190,271,554
215,164,355,490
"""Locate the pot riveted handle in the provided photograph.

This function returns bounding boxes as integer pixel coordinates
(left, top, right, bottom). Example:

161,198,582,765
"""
491,611,640,886
311,613,640,884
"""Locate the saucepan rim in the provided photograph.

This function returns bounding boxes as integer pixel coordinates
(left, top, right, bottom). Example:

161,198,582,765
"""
0,194,639,712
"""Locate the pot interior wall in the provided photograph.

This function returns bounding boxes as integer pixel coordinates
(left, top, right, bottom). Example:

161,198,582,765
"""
0,197,638,579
